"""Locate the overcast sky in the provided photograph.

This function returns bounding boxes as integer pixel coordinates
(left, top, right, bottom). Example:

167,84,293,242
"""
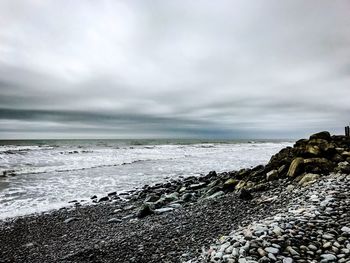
0,0,350,139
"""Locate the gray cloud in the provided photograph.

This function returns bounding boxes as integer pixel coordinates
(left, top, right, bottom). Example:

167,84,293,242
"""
0,0,350,139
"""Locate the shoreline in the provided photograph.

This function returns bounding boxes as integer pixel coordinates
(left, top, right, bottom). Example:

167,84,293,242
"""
0,131,350,262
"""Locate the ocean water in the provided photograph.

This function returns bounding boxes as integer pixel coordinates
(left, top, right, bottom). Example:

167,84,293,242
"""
0,139,292,219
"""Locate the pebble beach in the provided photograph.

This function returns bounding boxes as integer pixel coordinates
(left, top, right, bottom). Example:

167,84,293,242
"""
0,131,349,263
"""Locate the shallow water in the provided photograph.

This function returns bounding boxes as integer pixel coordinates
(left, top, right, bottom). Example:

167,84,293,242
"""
0,139,292,219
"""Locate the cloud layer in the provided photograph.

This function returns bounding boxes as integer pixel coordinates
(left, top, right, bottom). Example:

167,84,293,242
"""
1,0,350,139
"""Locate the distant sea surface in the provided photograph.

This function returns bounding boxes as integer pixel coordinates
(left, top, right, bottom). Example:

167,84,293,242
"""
0,139,292,219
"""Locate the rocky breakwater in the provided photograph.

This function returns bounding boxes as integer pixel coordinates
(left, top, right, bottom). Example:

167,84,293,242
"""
121,131,350,220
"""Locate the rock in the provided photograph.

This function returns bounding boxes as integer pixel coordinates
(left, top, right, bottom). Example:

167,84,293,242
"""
258,256,270,263
122,214,134,220
111,208,122,214
162,192,179,202
235,180,246,190
98,196,109,202
305,144,321,156
136,204,154,218
204,185,222,198
303,158,334,174
22,242,35,248
64,217,79,224
179,186,186,192
206,191,224,199
298,173,320,186
107,218,122,224
265,247,279,254
341,226,350,233
320,254,337,261
107,191,117,196
238,189,252,200
188,183,206,190
154,207,174,214
223,178,239,191
181,193,193,202
309,131,331,141
251,183,268,192
257,247,267,257
266,170,279,181
283,257,293,263
208,170,217,177
287,158,304,177
144,194,160,203
286,246,300,256
272,226,283,236
168,203,182,209
90,195,97,199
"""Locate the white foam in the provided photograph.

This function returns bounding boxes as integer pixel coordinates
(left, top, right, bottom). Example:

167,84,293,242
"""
0,141,292,219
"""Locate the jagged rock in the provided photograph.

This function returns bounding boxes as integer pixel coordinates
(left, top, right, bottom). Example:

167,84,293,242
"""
287,157,304,177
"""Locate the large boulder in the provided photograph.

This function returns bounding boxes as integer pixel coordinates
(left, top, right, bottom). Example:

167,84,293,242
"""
309,131,331,141
303,158,334,174
287,157,304,177
267,147,295,170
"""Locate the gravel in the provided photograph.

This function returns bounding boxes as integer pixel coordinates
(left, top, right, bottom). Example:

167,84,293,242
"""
189,173,350,263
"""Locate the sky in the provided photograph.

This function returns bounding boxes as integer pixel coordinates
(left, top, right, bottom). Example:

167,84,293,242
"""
0,0,350,139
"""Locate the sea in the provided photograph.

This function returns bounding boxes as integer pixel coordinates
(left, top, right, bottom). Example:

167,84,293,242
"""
0,139,292,219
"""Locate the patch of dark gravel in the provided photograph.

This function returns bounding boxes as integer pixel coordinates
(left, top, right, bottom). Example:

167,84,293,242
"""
0,180,292,263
